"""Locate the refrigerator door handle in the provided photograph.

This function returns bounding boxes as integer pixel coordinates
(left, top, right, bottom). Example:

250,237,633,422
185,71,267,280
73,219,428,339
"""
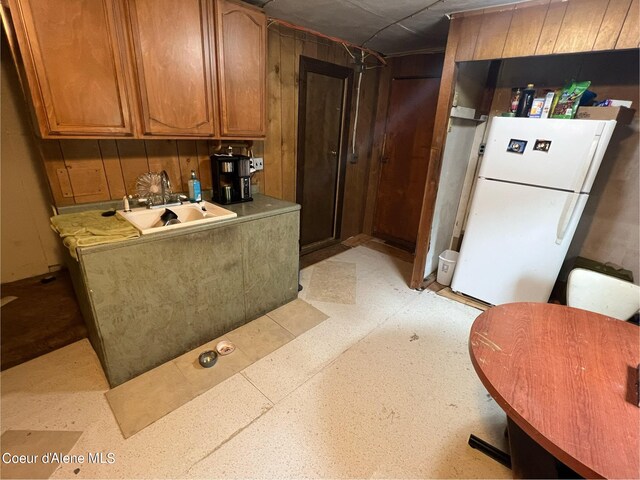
556,194,581,245
575,137,601,192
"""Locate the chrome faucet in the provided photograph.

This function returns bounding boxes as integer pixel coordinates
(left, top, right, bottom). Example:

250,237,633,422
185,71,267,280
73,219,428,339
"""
160,170,171,204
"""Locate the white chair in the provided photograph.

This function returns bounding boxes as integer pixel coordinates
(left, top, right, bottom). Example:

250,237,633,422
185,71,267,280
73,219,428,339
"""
566,268,640,321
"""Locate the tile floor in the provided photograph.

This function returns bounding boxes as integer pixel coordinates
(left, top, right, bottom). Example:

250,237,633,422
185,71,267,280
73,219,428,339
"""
0,246,510,479
106,300,329,439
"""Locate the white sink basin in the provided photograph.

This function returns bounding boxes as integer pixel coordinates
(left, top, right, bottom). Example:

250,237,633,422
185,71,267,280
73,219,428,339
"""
117,201,237,235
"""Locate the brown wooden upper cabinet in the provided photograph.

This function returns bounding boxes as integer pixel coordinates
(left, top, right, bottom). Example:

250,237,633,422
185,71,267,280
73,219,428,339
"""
215,0,266,137
124,0,218,136
6,0,267,139
8,0,136,137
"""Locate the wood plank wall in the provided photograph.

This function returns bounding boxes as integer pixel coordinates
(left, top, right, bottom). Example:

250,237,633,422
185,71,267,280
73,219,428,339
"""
37,137,251,206
260,23,381,240
409,0,640,288
454,0,639,62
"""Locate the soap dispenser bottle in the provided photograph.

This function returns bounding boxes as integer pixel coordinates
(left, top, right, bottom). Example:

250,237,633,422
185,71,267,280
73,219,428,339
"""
188,170,202,202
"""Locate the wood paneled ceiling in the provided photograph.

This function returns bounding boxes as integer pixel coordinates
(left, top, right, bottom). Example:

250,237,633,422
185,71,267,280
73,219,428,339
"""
242,0,530,55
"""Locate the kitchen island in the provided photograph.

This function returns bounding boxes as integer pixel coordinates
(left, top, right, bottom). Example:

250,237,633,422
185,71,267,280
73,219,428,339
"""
61,195,300,387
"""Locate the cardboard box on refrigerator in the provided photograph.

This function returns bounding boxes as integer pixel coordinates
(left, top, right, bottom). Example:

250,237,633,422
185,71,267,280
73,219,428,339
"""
576,106,636,125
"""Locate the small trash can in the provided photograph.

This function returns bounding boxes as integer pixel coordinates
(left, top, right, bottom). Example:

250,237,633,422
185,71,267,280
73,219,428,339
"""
437,250,459,286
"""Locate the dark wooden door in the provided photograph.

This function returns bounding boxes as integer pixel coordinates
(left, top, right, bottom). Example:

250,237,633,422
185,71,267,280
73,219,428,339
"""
297,57,353,253
373,77,440,251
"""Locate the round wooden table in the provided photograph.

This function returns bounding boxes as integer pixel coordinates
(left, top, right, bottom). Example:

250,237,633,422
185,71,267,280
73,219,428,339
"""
469,302,640,479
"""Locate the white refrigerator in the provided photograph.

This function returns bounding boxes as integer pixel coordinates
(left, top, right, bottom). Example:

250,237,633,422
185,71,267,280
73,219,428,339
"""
451,117,616,305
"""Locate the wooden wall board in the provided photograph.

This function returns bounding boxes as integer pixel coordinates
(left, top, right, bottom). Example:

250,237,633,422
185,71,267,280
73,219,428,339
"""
341,66,379,239
336,42,351,66
38,141,73,205
593,0,633,50
536,0,569,55
455,13,484,61
616,0,640,48
410,19,462,287
391,54,445,79
176,141,200,192
301,32,318,58
195,140,213,190
362,63,391,235
502,2,550,58
338,43,358,239
553,0,609,54
316,38,331,63
473,8,514,60
59,141,110,202
144,140,182,190
340,45,379,240
279,28,297,202
263,24,283,198
116,140,149,196
36,126,244,204
98,140,127,199
292,30,304,197
431,22,462,154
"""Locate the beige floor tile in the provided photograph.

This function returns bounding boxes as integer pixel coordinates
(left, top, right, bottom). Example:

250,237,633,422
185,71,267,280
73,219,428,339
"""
105,362,195,439
226,316,295,362
0,430,82,479
306,261,357,304
49,374,272,479
187,292,509,479
267,298,329,337
240,291,413,404
1,340,108,434
1,339,107,396
173,335,253,395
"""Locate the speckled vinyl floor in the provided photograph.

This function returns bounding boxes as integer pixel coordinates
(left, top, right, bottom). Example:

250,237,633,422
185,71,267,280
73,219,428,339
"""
0,246,510,479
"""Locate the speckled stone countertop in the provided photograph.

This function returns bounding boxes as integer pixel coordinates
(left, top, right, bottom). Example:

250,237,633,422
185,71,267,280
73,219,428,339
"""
57,194,300,255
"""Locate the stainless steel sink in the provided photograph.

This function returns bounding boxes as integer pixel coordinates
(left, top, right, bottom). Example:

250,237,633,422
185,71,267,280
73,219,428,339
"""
117,201,237,235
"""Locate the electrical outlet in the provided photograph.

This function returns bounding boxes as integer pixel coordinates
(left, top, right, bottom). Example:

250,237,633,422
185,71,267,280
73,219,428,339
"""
252,157,264,171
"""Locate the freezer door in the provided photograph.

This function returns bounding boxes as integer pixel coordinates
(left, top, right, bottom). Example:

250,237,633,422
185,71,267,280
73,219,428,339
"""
451,178,588,305
479,117,615,192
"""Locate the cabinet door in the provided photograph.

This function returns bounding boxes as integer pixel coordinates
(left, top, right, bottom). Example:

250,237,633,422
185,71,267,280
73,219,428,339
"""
216,0,266,137
125,0,217,136
8,0,135,137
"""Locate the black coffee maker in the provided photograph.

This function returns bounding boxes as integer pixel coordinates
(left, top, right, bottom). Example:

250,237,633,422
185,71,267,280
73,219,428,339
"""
210,154,253,205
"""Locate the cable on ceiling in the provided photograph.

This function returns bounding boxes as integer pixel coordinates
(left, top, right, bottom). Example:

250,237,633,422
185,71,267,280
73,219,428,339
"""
267,17,387,66
361,0,446,48
342,43,356,60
